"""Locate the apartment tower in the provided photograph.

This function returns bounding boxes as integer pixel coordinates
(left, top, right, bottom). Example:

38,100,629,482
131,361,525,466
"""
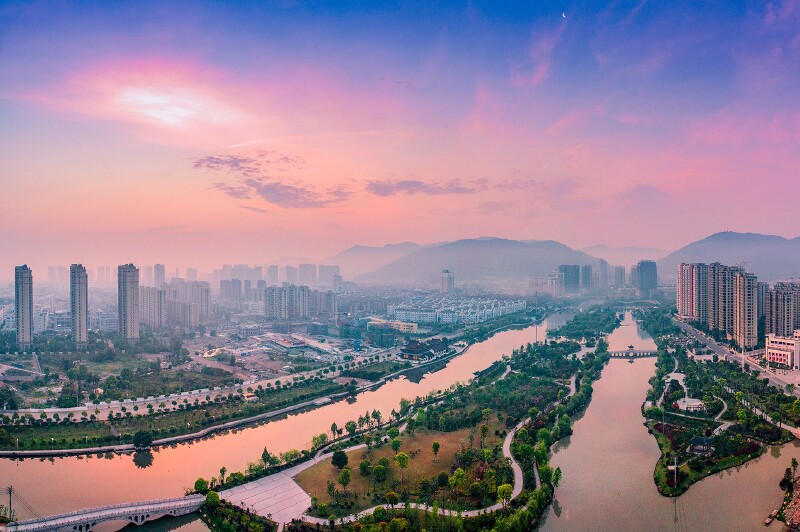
118,264,140,342
14,265,33,350
70,264,89,348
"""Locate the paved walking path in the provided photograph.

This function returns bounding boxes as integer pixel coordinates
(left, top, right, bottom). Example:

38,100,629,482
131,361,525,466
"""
222,366,556,526
712,396,732,435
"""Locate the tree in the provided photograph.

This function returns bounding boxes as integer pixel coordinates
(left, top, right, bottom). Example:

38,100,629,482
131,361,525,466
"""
480,424,489,448
330,422,338,440
359,459,372,476
391,438,402,453
338,467,352,495
373,464,388,483
132,430,153,449
219,466,227,485
332,449,349,470
432,441,440,462
394,452,409,482
194,477,209,493
793,458,798,478
262,447,273,469
345,420,358,436
553,466,562,488
449,468,467,500
387,427,400,439
205,491,220,508
385,491,399,509
497,483,512,508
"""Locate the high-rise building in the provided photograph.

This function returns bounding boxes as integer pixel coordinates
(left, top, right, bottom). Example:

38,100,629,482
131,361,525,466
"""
580,265,593,292
154,264,166,287
757,282,769,321
318,265,341,287
267,265,279,285
636,260,658,296
118,264,140,342
299,264,318,286
765,282,800,337
441,269,455,294
596,259,608,289
677,263,708,322
70,264,89,348
558,265,580,295
186,267,198,281
140,286,166,329
47,266,57,284
285,265,298,284
15,265,33,350
613,266,625,288
734,271,758,349
97,266,111,285
142,265,154,287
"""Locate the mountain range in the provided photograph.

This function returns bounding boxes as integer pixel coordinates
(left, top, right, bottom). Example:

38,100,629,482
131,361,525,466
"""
657,232,800,282
352,237,601,285
333,231,800,286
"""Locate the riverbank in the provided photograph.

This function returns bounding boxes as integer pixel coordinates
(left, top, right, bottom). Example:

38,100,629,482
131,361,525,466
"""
0,315,544,458
640,306,795,497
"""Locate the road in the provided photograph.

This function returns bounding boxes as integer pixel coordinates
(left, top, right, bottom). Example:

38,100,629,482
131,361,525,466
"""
675,320,799,397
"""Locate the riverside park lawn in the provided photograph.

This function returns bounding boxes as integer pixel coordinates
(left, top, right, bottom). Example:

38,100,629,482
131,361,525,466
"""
294,423,504,513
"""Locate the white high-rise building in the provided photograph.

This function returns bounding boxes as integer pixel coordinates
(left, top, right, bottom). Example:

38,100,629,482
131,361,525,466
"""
70,264,89,348
734,271,758,350
140,286,167,329
15,265,33,350
677,263,708,322
154,264,166,287
118,264,140,342
440,270,454,294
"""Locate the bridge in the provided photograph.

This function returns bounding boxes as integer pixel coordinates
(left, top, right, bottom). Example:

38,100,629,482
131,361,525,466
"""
608,349,658,358
3,495,204,532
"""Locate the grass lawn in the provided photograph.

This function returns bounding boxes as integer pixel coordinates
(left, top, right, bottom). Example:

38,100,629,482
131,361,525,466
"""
294,422,504,514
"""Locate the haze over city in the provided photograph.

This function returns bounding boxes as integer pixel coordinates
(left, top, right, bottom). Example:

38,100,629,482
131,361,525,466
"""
3,1,800,277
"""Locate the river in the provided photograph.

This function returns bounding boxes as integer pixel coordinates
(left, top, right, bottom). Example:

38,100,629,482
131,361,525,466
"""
540,312,796,532
0,313,572,522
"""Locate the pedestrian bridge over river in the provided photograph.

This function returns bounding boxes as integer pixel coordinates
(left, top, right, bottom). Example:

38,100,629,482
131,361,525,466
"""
608,349,658,357
2,495,204,532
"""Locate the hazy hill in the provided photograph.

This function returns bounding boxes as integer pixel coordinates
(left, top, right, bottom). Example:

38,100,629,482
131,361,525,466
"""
326,242,422,278
657,232,800,282
582,245,666,267
354,237,601,285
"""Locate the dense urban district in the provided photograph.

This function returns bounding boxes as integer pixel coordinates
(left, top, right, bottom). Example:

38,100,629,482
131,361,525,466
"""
3,256,800,530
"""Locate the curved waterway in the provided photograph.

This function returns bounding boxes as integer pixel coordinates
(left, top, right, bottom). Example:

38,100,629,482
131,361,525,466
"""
541,313,795,532
0,313,571,519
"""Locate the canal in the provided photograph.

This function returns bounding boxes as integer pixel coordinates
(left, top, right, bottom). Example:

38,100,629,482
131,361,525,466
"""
540,312,795,531
0,313,571,521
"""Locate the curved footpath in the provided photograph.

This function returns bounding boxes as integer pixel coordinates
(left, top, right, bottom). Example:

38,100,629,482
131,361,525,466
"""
223,364,569,527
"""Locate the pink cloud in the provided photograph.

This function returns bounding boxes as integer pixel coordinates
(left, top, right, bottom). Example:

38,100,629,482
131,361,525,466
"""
546,104,606,136
511,23,566,87
689,106,800,146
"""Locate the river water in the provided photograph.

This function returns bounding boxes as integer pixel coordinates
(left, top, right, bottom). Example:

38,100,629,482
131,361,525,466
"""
0,314,571,521
540,312,796,532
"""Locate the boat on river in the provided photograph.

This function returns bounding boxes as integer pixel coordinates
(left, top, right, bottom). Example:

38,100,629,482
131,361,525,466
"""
764,509,778,525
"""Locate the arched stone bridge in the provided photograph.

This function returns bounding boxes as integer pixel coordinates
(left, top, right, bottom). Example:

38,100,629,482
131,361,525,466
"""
3,495,204,532
608,349,659,357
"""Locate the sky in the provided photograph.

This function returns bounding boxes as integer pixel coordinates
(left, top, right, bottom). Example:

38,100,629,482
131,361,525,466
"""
2,0,800,276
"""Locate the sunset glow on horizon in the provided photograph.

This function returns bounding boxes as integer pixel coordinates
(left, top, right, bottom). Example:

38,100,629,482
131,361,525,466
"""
3,1,800,275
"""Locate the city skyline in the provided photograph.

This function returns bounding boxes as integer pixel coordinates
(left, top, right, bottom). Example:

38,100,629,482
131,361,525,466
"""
3,1,800,272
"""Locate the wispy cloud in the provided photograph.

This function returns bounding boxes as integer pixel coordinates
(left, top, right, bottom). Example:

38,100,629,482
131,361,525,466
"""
365,179,488,197
511,23,567,86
